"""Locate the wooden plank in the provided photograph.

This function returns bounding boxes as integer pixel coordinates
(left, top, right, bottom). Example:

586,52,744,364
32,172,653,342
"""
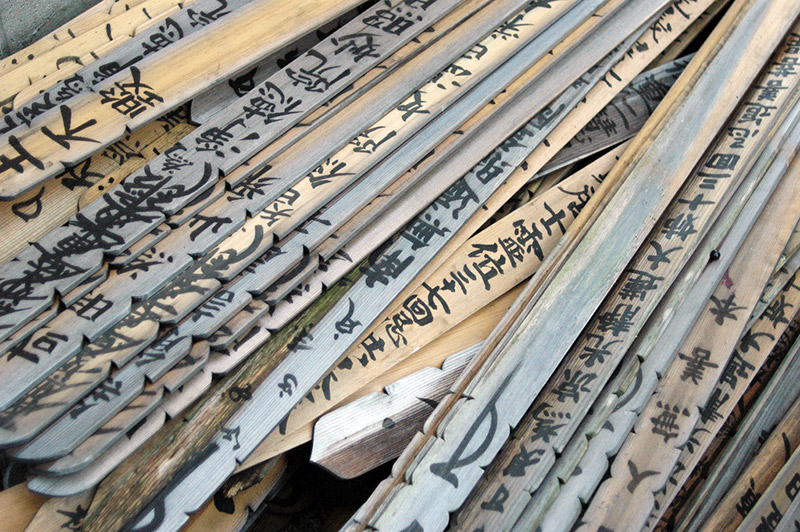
0,0,258,136
273,144,624,474
529,100,800,532
676,339,800,530
682,385,800,531
0,106,192,268
577,155,800,531
736,443,800,531
238,283,524,472
0,0,186,106
0,0,116,80
189,7,360,124
0,484,47,532
223,6,713,479
311,342,482,478
641,275,800,529
21,489,96,532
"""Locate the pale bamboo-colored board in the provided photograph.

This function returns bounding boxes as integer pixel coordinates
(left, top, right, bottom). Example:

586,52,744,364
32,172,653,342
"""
80,268,360,530
314,52,687,263
0,1,688,528
643,272,800,529
449,24,800,531
311,342,482,479
647,0,731,70
0,106,192,268
21,489,95,532
189,6,360,124
62,263,109,307
78,121,196,207
0,0,255,136
0,0,116,80
214,0,489,187
259,0,591,245
346,0,776,526
9,342,208,466
531,257,800,531
652,320,800,532
35,378,167,476
238,284,524,472
693,391,800,531
270,144,622,473
306,0,636,257
333,0,719,375
736,443,800,531
0,0,607,462
81,18,637,530
8,1,190,110
108,224,172,267
301,34,683,259
0,484,48,532
672,331,800,532
12,0,676,494
10,62,85,110
0,0,500,396
0,0,186,105
520,353,644,531
237,153,608,463
0,0,375,199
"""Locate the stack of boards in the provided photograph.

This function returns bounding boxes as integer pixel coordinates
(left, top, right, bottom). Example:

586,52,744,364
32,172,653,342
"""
0,0,799,530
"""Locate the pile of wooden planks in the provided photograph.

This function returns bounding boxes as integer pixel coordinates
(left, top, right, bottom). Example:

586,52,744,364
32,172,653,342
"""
0,0,799,530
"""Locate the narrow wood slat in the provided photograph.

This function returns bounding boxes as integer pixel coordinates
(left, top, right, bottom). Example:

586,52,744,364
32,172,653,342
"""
222,5,713,477
311,342,483,478
577,158,800,531
0,0,117,79
273,144,623,471
239,283,524,472
0,0,257,137
189,6,360,124
0,0,186,106
736,443,800,531
642,276,800,528
681,385,800,531
0,105,192,268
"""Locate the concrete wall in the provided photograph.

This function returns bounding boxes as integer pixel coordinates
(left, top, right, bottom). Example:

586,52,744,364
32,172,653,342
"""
0,0,100,58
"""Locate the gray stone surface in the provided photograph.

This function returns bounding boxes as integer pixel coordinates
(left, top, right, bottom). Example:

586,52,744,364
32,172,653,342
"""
0,0,100,57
